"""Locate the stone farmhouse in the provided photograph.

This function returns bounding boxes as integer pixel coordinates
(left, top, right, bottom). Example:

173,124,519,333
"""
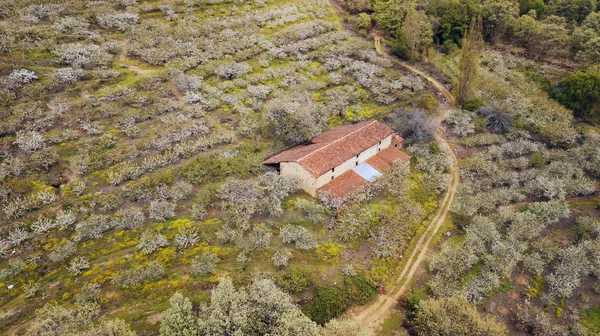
264,120,410,198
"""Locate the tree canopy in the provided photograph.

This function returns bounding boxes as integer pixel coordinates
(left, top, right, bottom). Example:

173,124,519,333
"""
552,69,600,123
413,296,507,336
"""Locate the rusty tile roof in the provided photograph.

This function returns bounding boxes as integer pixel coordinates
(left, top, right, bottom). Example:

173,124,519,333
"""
318,147,410,198
367,147,410,172
392,134,404,146
365,155,390,172
377,146,411,164
264,121,395,177
317,170,366,198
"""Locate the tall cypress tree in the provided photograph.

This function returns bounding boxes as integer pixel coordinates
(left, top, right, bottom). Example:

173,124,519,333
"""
456,17,483,105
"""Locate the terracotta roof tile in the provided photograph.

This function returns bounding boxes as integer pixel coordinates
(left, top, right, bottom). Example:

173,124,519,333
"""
263,143,322,165
365,155,390,173
367,147,411,173
311,121,372,143
263,121,395,177
378,147,411,164
392,134,404,147
318,148,411,198
318,170,366,198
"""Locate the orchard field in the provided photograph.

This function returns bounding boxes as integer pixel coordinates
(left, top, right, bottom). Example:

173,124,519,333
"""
0,0,448,334
3,0,600,335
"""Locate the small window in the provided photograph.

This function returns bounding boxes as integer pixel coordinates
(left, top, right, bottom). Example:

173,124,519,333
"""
332,167,335,173
355,161,359,166
331,175,334,180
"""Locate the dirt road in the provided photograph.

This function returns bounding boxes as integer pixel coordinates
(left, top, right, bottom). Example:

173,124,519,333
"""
348,34,460,333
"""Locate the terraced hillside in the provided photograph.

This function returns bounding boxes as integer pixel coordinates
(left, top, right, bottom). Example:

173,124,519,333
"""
0,0,449,334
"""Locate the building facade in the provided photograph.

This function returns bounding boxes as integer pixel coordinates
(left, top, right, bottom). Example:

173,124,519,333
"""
264,121,410,197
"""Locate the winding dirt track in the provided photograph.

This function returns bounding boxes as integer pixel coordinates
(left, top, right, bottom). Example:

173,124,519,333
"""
347,34,460,333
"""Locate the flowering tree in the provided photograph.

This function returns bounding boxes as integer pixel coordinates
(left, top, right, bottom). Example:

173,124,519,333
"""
192,251,219,276
15,131,45,152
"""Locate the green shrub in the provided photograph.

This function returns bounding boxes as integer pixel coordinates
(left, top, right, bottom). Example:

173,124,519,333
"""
0,89,15,106
463,97,484,112
338,0,370,13
429,142,441,154
192,183,218,207
519,0,545,15
442,40,458,53
473,117,487,132
343,274,378,306
416,93,441,112
580,307,600,332
404,289,427,319
181,145,262,183
368,264,392,284
413,297,506,335
149,170,173,187
451,212,472,231
511,116,526,131
551,70,600,123
390,35,410,61
303,286,348,325
355,13,372,31
529,151,545,168
573,218,597,243
278,269,313,294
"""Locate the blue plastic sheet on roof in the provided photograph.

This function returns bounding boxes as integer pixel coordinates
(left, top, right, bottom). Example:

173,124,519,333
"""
352,162,382,182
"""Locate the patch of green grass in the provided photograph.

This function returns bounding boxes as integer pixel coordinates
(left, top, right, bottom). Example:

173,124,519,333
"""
94,71,140,96
578,123,600,135
277,269,313,294
434,210,456,240
581,307,600,332
181,144,265,184
526,275,545,299
26,48,54,61
569,195,600,210
116,55,163,71
459,260,484,286
498,281,515,293
378,312,405,336
516,64,552,92
368,258,395,285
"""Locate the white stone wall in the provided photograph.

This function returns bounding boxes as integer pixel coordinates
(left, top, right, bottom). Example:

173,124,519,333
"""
336,156,359,176
357,144,378,163
280,162,317,196
357,134,393,163
315,171,334,190
380,134,393,149
315,155,356,190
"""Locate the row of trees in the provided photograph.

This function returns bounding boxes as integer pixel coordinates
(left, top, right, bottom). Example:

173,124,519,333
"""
337,0,600,126
159,276,368,336
510,10,600,64
351,0,600,124
361,0,599,60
